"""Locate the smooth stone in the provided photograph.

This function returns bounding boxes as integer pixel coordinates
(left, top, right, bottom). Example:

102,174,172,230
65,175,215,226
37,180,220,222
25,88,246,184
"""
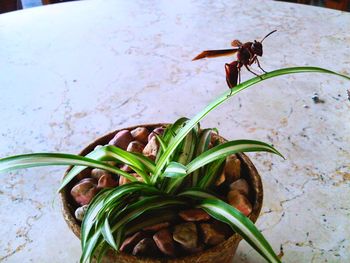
108,130,133,150
229,178,250,196
131,127,150,144
70,179,98,206
74,205,89,221
199,222,227,246
142,136,159,160
179,209,211,222
153,228,176,257
126,140,145,153
97,173,119,189
132,238,159,257
173,222,198,250
227,190,252,216
120,231,146,253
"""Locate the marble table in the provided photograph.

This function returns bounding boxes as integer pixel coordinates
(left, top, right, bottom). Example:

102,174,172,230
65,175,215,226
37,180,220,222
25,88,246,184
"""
0,0,349,262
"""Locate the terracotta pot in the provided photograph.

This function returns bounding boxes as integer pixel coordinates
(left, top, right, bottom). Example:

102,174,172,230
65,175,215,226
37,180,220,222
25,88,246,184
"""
60,124,263,263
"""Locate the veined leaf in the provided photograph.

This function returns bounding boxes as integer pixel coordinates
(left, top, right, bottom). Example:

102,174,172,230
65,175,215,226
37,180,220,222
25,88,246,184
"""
197,157,225,189
163,128,197,193
187,140,283,174
163,162,187,179
60,145,155,190
192,129,213,186
199,198,281,263
153,67,350,184
178,187,218,199
0,153,138,192
101,217,117,250
155,134,167,152
81,183,160,248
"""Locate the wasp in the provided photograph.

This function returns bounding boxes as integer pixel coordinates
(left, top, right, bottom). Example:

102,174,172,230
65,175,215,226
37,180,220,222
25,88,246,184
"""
193,30,277,92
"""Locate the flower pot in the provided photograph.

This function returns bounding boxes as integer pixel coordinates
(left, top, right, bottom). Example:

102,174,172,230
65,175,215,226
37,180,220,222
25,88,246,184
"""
60,124,263,263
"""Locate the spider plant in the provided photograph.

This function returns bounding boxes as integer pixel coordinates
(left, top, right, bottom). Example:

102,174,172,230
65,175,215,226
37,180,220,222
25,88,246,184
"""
0,67,349,263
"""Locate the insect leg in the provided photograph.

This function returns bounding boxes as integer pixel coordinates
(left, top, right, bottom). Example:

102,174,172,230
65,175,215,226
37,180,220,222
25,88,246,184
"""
244,64,263,80
255,57,267,73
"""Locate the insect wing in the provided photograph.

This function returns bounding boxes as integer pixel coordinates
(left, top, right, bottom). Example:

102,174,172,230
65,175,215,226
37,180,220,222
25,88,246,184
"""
192,49,239,61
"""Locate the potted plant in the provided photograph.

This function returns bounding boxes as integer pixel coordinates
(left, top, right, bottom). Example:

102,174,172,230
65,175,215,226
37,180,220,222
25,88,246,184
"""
0,58,349,262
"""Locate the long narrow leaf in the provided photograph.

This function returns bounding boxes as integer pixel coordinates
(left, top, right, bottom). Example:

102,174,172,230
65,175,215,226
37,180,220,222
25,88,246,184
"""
0,153,137,192
187,140,283,174
197,157,225,189
101,217,117,250
153,67,350,183
199,198,281,263
81,183,160,247
192,129,213,186
163,162,187,179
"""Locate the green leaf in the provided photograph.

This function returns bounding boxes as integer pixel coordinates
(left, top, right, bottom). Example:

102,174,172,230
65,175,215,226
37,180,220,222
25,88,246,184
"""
192,129,213,186
153,67,350,184
101,217,117,250
178,187,218,199
199,198,281,263
187,140,284,174
81,183,159,248
197,157,225,189
0,153,138,192
163,162,187,178
163,128,197,193
61,145,155,190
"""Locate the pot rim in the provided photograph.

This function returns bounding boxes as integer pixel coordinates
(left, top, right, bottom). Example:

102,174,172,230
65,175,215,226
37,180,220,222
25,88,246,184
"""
60,123,263,262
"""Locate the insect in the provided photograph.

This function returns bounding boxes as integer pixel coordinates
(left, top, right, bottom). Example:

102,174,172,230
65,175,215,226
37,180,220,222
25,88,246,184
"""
193,30,277,93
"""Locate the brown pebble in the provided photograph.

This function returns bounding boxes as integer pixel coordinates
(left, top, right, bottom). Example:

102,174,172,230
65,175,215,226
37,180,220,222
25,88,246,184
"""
214,171,226,186
179,209,211,222
91,168,110,180
173,222,198,250
153,228,176,256
227,190,252,216
71,179,98,206
143,222,170,232
126,141,145,153
108,130,133,150
224,155,241,184
229,179,250,196
120,232,146,253
142,136,159,160
199,223,226,246
132,238,159,257
148,127,165,142
97,174,119,189
131,127,150,144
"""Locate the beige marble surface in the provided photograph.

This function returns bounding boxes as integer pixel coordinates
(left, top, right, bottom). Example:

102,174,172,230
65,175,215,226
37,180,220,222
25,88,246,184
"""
0,0,349,262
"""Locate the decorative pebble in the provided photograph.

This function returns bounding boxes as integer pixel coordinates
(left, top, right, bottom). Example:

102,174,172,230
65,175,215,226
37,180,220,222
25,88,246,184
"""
199,223,226,246
71,179,98,205
142,136,159,160
131,127,150,144
97,173,119,189
74,205,89,221
91,168,111,180
227,190,252,216
153,228,176,256
173,222,198,250
179,209,211,222
143,222,170,232
148,127,165,142
224,155,241,184
120,231,147,253
127,141,145,153
229,179,250,196
108,130,133,150
132,238,160,257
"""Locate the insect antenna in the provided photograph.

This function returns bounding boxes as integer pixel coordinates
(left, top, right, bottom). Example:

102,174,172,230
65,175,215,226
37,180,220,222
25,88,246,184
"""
261,30,277,42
